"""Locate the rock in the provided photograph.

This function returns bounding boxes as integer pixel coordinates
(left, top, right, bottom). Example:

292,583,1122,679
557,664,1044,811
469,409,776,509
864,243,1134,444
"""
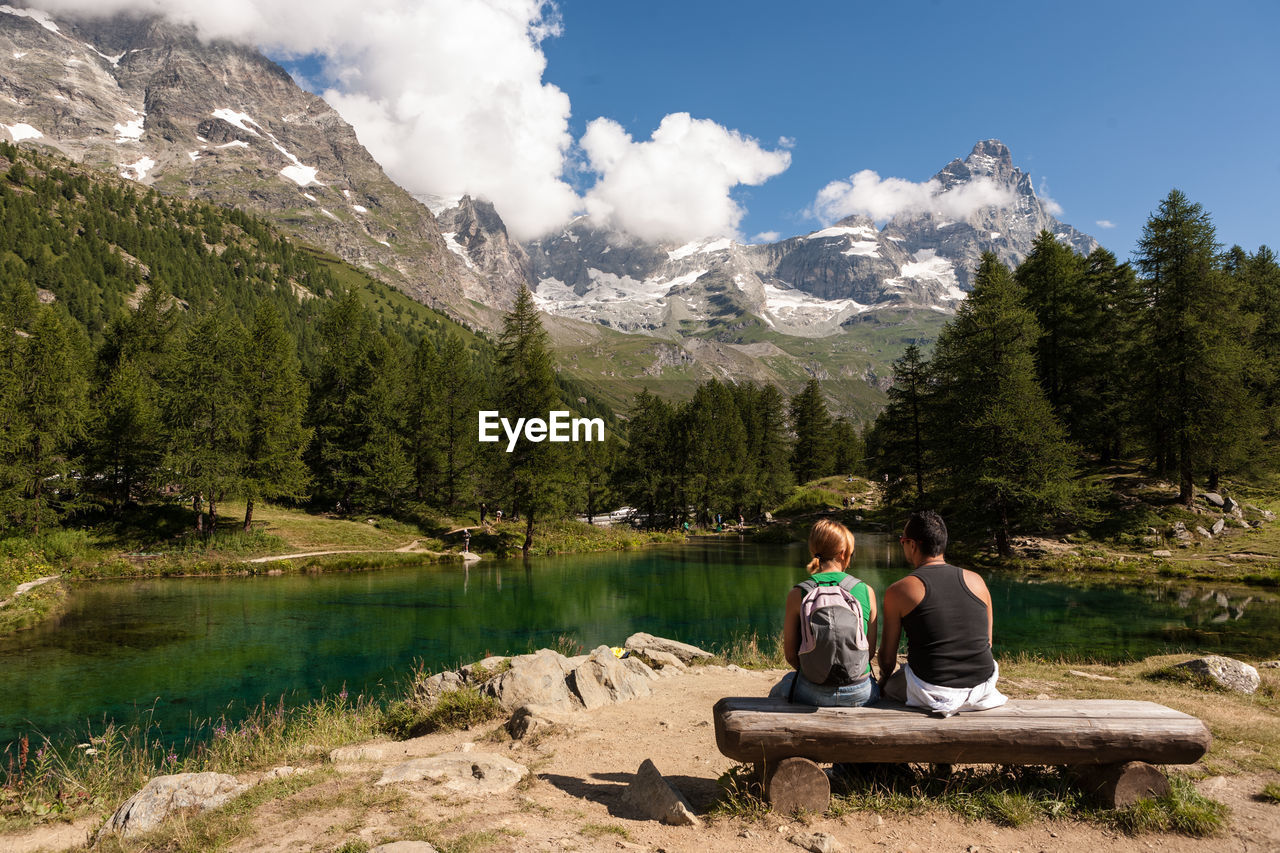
639,649,687,671
506,704,574,740
459,656,510,682
1223,496,1237,513
414,670,465,704
1152,550,1173,558
1211,519,1225,536
1202,492,1225,508
376,753,527,795
1068,670,1117,681
371,842,440,852
1257,660,1280,669
621,758,701,827
1195,525,1213,540
570,646,655,710
482,649,580,712
329,744,385,763
264,766,304,779
621,655,662,681
623,632,715,665
1173,655,1260,694
788,831,845,853
98,772,249,839
1264,510,1277,521
1147,527,1160,536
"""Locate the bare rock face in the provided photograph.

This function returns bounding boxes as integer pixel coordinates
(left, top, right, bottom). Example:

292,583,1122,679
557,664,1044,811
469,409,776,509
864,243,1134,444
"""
376,753,527,796
621,758,701,827
568,646,655,710
624,633,715,665
0,8,497,323
98,772,249,839
481,649,579,713
1174,655,1260,694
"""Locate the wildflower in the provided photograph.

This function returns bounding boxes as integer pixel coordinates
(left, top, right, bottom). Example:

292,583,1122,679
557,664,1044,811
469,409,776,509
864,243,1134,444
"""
165,751,177,765
83,749,99,756
338,685,349,703
214,722,228,739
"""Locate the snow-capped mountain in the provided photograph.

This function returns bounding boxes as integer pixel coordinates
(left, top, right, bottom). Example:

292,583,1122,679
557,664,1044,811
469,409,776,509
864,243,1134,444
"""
511,140,1097,337
0,4,496,319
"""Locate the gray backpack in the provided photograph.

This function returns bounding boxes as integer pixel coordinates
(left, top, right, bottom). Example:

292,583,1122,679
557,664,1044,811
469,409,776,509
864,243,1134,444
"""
793,575,869,687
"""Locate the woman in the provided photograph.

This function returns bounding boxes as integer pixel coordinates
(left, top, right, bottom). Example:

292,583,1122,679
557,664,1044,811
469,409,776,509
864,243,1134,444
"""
769,519,880,706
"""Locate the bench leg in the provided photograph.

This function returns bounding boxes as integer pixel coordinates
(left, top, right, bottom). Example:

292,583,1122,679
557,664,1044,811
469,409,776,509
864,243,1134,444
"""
1081,761,1171,808
765,757,830,815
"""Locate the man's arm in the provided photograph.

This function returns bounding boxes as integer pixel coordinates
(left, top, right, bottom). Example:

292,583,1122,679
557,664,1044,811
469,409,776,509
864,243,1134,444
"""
963,569,995,645
877,583,902,681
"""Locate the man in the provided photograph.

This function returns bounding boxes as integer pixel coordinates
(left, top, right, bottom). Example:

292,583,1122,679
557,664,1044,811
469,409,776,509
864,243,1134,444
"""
878,510,1006,716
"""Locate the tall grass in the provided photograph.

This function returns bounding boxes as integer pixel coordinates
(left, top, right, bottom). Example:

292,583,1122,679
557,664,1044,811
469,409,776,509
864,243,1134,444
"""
0,689,382,830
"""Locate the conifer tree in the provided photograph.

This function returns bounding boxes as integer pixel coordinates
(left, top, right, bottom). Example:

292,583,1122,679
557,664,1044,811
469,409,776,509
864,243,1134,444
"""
7,307,89,533
789,378,834,484
734,383,792,518
615,390,677,526
1135,190,1258,502
240,303,311,530
929,253,1080,554
1015,230,1089,422
161,308,250,534
868,343,931,507
496,285,567,555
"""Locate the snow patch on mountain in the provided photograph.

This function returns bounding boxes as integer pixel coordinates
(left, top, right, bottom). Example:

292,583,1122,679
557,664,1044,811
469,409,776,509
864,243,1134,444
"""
119,156,155,181
900,250,964,300
4,122,42,141
0,6,59,35
212,109,260,135
114,117,144,143
442,232,477,270
668,238,732,261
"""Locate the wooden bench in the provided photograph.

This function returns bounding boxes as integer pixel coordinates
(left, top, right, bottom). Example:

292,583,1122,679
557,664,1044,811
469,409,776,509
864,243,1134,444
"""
713,697,1211,813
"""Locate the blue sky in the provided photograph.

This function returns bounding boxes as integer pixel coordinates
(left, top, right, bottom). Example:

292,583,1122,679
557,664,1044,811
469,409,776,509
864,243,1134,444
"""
271,0,1277,259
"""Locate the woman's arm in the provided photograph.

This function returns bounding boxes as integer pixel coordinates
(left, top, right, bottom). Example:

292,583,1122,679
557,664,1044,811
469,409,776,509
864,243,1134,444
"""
783,586,803,670
865,585,878,663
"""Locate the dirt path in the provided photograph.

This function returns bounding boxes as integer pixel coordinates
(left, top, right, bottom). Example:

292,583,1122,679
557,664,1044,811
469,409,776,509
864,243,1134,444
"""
243,539,443,563
12,666,1273,853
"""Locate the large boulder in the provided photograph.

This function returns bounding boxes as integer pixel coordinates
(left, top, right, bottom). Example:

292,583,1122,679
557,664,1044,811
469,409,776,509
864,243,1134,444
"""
376,752,527,795
1201,492,1225,508
98,772,249,839
1222,496,1237,513
569,646,656,710
1173,655,1260,694
623,632,714,665
1211,518,1225,536
481,649,579,712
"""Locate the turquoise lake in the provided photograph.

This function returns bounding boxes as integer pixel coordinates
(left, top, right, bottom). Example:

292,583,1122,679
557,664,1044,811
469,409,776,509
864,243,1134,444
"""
2,536,1276,745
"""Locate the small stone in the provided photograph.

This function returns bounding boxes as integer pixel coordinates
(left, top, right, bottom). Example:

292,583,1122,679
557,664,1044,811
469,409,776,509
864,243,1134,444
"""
1202,492,1225,508
1152,550,1173,558
1258,660,1280,668
739,829,757,839
788,831,844,853
1035,693,1051,700
1211,519,1225,536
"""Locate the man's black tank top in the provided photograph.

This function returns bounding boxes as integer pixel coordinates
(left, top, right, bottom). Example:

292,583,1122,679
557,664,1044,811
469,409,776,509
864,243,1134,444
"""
902,563,995,688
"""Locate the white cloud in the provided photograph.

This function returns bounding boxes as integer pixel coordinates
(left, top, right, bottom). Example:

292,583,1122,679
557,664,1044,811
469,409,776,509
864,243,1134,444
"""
810,170,1016,224
581,113,791,243
751,231,781,244
1037,178,1064,217
38,0,581,240
1096,219,1116,229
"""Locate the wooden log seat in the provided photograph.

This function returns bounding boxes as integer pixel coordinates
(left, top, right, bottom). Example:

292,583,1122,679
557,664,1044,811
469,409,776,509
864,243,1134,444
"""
713,697,1211,811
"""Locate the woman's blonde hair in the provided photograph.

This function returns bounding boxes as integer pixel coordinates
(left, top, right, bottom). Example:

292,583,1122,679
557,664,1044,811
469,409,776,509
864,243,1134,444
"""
806,518,855,572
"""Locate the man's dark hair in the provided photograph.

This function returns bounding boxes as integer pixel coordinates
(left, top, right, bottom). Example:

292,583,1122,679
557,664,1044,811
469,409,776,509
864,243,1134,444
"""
904,510,947,557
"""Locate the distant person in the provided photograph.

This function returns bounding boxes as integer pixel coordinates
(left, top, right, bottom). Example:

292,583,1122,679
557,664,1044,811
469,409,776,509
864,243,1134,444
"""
769,519,879,707
878,510,1006,716
495,508,503,523
480,502,487,525
462,528,471,554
